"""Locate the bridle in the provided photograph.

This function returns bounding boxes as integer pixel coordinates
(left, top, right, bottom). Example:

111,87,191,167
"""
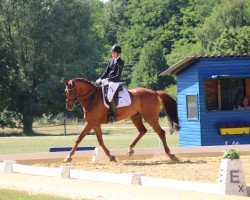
66,86,80,108
66,84,96,108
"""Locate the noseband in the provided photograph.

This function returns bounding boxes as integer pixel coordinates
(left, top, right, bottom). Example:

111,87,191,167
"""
66,86,81,108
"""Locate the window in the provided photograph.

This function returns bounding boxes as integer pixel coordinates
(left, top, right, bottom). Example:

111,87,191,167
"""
205,78,250,111
187,95,198,119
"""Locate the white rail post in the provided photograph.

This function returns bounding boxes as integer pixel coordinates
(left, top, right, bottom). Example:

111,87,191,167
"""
58,166,72,178
129,172,144,185
92,148,108,163
219,159,248,197
1,160,16,173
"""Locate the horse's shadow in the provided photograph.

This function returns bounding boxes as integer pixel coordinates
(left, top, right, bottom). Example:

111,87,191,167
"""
123,159,207,167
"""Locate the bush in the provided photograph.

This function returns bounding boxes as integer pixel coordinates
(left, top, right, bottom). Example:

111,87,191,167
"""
223,149,240,160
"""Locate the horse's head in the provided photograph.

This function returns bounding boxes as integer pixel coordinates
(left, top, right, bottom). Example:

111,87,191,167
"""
64,79,77,111
64,78,98,111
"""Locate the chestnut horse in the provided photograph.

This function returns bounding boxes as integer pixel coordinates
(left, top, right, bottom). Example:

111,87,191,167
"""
63,78,180,162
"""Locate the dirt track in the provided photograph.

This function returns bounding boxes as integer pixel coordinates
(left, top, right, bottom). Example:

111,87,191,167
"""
36,155,250,184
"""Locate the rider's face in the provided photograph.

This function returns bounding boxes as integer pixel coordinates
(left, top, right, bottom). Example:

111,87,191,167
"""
243,97,249,106
111,52,119,58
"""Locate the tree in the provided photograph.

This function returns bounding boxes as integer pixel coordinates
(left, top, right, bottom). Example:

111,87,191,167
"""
214,26,250,53
118,0,188,63
0,35,20,128
198,0,250,52
0,0,105,133
129,41,174,90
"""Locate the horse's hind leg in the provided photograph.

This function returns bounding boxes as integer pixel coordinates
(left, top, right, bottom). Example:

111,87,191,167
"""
143,116,179,161
128,114,147,156
93,125,116,162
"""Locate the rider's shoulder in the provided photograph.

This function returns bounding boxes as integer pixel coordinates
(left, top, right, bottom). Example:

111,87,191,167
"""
116,57,124,65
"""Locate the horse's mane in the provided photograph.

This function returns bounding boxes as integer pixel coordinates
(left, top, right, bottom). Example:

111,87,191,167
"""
73,78,97,87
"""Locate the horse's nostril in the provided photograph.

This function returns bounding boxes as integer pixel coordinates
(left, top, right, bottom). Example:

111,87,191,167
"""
66,105,74,111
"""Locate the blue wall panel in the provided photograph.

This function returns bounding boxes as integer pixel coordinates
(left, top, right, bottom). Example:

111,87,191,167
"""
176,56,250,147
198,57,250,146
177,63,201,147
200,111,250,146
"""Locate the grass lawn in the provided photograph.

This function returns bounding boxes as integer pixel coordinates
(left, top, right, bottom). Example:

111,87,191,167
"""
0,119,178,154
0,188,89,200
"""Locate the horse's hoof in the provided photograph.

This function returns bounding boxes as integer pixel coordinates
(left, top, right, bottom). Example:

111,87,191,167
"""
127,149,134,157
110,155,117,162
64,156,72,163
169,154,180,162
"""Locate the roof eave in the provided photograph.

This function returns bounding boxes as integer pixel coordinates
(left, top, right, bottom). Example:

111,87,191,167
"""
160,57,197,76
160,53,250,76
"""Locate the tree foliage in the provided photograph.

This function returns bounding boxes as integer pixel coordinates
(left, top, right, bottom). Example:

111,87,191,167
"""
1,0,249,133
129,41,174,90
0,0,105,132
198,0,250,53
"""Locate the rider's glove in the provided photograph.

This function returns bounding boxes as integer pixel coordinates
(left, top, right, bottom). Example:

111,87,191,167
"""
95,78,102,85
101,78,109,86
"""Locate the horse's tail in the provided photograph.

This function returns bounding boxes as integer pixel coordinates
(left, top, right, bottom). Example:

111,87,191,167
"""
156,91,180,134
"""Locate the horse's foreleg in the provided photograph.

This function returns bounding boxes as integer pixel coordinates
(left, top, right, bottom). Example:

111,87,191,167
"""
93,125,116,162
64,123,93,162
128,114,147,156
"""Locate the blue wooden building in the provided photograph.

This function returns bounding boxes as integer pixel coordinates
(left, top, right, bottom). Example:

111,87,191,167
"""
161,53,250,147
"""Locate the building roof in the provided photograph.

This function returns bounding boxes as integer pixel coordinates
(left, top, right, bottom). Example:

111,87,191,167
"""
160,53,250,76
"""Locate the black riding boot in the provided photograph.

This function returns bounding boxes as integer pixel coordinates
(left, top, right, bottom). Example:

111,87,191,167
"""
109,99,116,123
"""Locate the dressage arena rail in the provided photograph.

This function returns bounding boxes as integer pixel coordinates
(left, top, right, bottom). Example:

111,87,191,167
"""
0,145,250,199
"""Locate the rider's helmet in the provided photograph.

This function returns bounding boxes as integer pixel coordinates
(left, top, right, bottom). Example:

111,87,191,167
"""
110,45,122,53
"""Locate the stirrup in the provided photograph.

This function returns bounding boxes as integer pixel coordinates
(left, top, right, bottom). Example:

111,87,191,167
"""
108,114,116,123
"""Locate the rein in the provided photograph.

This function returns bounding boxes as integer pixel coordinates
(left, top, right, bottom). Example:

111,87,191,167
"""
66,84,97,108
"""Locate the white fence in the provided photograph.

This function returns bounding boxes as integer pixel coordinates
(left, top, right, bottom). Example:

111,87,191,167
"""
0,145,250,197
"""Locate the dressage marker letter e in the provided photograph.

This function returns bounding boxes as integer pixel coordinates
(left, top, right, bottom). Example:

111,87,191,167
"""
230,170,244,193
230,170,240,183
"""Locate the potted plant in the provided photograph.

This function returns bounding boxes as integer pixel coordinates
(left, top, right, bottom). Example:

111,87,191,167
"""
222,149,240,159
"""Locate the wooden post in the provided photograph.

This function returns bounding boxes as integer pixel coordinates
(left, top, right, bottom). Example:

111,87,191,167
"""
64,115,67,135
76,118,78,134
217,80,222,110
246,79,250,100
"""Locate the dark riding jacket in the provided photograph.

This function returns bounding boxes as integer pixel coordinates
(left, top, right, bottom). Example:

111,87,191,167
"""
100,57,124,82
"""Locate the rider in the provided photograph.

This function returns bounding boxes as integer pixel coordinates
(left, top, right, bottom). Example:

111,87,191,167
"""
96,45,124,122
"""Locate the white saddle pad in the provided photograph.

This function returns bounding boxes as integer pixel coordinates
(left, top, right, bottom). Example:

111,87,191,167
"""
102,86,131,108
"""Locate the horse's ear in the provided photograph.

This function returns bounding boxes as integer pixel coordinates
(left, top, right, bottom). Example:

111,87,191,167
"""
63,79,68,85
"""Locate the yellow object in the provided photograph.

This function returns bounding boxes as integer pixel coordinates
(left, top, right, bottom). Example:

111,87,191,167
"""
220,127,250,135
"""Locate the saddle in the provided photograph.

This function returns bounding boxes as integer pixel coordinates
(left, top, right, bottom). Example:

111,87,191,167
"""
101,82,131,108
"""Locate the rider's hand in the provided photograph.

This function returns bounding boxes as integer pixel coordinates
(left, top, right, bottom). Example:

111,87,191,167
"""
101,78,109,85
96,78,102,85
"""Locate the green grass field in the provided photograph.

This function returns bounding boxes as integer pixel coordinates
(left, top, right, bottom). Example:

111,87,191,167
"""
0,119,178,154
0,188,89,200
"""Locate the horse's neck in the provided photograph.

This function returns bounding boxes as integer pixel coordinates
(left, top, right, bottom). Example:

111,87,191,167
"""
76,82,98,108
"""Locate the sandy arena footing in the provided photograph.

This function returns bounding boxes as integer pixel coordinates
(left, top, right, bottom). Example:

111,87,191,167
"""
0,145,250,199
